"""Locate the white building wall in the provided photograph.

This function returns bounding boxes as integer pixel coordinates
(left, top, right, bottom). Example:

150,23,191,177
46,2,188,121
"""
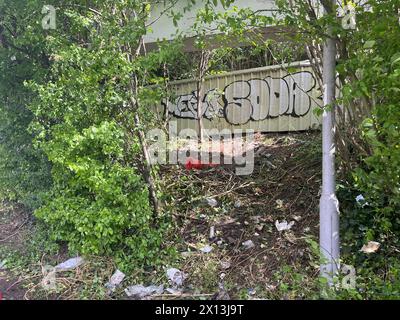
144,0,277,44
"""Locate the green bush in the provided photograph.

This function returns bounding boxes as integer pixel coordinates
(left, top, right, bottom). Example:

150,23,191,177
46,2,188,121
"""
33,121,164,265
345,1,400,243
23,2,179,268
0,0,52,209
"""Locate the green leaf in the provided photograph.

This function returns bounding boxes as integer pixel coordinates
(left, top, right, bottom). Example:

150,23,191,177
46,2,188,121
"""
363,40,375,49
390,53,400,66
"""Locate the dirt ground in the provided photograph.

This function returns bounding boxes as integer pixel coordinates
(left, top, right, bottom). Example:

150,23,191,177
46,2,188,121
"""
165,131,321,298
0,131,322,300
0,204,33,300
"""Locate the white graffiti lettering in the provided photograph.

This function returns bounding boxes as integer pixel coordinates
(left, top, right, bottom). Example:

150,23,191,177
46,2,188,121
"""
163,71,317,125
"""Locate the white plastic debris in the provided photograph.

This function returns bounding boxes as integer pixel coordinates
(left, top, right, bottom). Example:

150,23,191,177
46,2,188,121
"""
356,194,365,203
255,224,264,231
293,215,302,222
360,241,380,254
242,240,255,250
356,194,368,207
206,198,218,207
234,200,242,208
125,284,164,299
166,268,187,287
55,257,84,272
209,226,215,239
41,265,57,290
0,260,6,270
220,261,231,270
105,269,125,294
248,288,257,296
275,220,295,232
110,269,125,285
199,245,213,254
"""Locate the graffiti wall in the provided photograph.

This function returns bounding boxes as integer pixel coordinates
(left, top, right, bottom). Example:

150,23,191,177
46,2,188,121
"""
161,62,322,133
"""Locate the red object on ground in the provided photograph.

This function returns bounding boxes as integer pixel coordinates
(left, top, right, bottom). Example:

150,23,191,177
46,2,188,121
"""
185,157,218,170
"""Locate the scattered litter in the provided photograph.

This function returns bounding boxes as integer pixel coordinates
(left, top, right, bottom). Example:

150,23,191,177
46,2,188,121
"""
199,245,213,254
206,198,218,207
275,199,284,209
234,200,242,208
293,215,302,222
185,157,218,170
41,266,56,290
255,224,264,231
356,194,368,207
105,269,125,294
166,268,187,287
209,226,215,239
217,240,223,246
55,257,84,272
125,284,164,299
356,194,365,203
360,241,380,254
248,288,257,296
250,216,261,223
219,273,226,280
242,240,255,250
220,261,231,269
0,260,6,270
275,220,295,232
254,232,260,237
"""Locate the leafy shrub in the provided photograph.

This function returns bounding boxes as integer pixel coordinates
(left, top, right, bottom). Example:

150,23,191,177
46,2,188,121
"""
0,0,52,209
33,121,165,265
342,1,400,244
23,3,179,268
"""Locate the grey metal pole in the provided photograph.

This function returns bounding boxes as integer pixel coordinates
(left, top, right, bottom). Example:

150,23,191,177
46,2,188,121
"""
320,0,340,285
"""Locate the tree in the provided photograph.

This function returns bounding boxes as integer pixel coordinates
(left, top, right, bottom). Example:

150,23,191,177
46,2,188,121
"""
22,0,182,267
0,0,53,209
